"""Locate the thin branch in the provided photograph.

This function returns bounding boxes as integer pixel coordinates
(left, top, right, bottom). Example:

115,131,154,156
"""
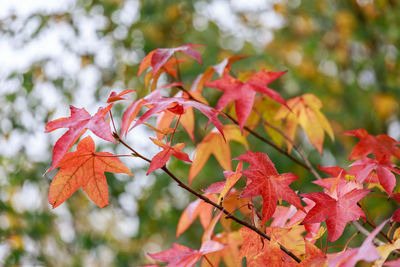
353,220,400,256
226,112,309,170
112,132,151,164
343,232,359,251
113,131,301,263
161,165,301,263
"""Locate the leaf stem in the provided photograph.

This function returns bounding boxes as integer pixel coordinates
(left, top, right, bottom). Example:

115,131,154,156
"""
112,132,151,164
168,114,181,144
109,110,118,134
203,255,215,267
360,200,376,228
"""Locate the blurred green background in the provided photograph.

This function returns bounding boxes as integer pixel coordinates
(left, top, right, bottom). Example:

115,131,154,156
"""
0,0,399,266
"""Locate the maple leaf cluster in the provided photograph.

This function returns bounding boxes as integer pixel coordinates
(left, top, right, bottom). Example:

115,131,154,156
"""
45,43,400,266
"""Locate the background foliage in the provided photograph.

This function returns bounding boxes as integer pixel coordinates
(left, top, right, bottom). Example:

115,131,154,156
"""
0,0,399,265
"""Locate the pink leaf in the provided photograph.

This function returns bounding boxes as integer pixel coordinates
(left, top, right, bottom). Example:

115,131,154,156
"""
45,104,115,173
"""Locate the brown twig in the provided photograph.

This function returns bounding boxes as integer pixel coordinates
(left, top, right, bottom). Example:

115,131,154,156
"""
112,131,302,263
161,166,301,263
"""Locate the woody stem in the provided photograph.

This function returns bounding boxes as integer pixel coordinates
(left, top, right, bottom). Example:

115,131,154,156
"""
113,131,301,263
161,165,302,263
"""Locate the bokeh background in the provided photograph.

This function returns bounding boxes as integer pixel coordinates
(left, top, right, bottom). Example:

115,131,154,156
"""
1,0,399,266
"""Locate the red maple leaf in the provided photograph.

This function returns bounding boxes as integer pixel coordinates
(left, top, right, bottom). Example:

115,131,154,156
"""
285,198,322,242
190,55,247,93
350,156,400,195
45,104,115,173
120,83,182,137
236,151,304,224
147,138,191,174
343,128,400,160
301,185,370,242
206,70,287,131
131,97,226,138
318,165,349,178
138,43,203,75
137,50,186,79
49,136,133,208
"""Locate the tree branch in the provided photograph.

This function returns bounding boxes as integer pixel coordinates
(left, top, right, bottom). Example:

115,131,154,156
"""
113,131,302,263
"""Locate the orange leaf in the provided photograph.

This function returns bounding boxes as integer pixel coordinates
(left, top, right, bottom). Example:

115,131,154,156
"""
239,228,291,267
176,194,217,237
201,231,243,267
137,50,156,77
218,161,243,204
189,124,248,184
107,89,136,103
49,136,133,208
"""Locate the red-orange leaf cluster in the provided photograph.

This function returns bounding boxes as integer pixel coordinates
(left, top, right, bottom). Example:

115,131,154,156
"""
44,43,400,267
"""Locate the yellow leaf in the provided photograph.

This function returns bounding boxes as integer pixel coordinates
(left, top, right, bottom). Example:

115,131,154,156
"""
374,239,400,266
275,93,334,154
218,161,243,204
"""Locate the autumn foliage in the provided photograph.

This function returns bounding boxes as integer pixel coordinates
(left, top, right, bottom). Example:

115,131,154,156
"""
45,43,400,266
